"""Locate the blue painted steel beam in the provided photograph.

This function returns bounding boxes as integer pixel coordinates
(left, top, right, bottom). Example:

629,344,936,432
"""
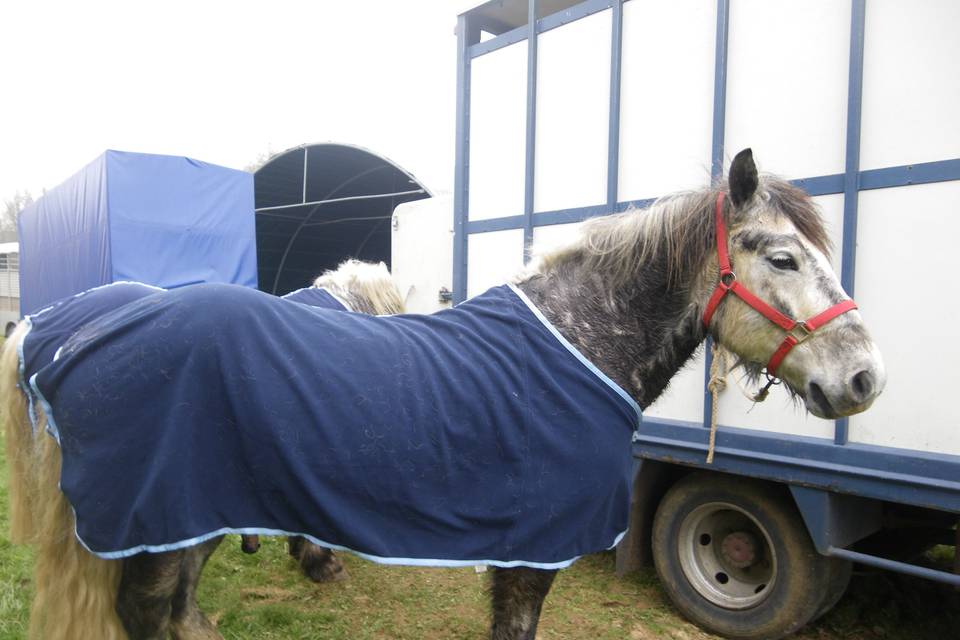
835,0,867,445
523,0,538,262
606,1,624,206
469,0,615,59
462,157,960,236
704,0,730,432
633,418,960,514
859,158,960,190
453,15,481,304
790,159,960,197
828,547,960,587
709,0,730,180
535,0,614,34
790,485,882,554
469,25,528,58
790,173,846,197
466,198,656,235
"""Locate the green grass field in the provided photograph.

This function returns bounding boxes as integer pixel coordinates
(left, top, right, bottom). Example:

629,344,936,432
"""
1,427,957,639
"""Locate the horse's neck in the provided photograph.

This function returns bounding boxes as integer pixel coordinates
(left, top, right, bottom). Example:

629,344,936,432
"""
518,264,707,409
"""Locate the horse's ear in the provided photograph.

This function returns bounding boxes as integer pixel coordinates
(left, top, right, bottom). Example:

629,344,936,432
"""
728,148,758,208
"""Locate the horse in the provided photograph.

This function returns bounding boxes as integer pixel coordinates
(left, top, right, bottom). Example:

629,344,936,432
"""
2,258,404,639
1,149,885,640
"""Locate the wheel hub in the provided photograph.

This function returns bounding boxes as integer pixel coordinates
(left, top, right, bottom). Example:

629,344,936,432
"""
677,502,778,609
720,531,757,569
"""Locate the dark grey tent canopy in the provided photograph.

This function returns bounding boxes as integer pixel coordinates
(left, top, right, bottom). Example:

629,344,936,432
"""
255,143,431,295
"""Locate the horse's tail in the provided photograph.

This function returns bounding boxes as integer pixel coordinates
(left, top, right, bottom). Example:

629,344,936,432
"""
314,259,406,315
2,322,126,639
2,320,36,543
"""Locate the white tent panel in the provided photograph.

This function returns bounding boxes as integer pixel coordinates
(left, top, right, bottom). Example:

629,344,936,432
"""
469,42,528,221
725,0,850,179
534,9,611,213
618,0,715,201
860,0,960,170
849,181,960,455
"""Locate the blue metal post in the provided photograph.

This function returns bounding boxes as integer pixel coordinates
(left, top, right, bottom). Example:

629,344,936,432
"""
453,15,480,304
607,0,624,207
523,0,539,262
835,0,866,445
704,0,730,431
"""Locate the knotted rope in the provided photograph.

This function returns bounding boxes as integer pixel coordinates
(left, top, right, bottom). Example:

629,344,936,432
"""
706,342,727,464
706,342,781,463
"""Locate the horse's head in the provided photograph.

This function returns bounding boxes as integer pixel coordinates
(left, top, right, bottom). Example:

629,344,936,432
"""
706,149,885,419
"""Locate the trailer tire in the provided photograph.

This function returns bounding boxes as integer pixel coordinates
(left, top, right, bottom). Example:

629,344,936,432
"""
652,472,833,640
812,558,852,621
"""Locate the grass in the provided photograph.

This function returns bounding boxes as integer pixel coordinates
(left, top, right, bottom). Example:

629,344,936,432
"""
1,427,958,639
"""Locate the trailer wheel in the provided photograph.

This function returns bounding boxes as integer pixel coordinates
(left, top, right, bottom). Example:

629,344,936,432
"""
652,473,833,640
812,558,852,621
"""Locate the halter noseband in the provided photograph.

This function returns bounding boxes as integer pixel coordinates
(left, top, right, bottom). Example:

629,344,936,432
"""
702,192,858,377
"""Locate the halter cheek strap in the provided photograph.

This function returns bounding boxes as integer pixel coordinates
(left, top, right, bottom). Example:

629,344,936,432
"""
702,192,858,377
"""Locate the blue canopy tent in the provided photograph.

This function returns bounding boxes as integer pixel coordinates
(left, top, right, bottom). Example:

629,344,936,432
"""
17,150,257,315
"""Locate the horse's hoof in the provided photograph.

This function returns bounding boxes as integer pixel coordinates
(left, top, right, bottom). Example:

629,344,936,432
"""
302,556,348,583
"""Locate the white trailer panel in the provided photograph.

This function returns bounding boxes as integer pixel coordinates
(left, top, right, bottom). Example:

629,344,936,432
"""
618,0,715,200
860,0,960,170
725,0,851,179
469,42,528,221
848,180,960,455
534,10,611,212
467,229,524,298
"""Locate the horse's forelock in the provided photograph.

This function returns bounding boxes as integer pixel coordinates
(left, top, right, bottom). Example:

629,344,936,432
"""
761,179,832,259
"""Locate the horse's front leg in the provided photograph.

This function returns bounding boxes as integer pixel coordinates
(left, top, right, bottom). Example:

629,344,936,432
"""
170,536,225,639
490,566,558,640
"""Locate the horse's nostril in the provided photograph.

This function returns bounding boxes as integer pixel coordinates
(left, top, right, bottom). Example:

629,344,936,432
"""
850,370,874,401
807,381,832,416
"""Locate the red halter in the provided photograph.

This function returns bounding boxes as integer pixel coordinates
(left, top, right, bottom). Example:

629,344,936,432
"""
702,192,858,377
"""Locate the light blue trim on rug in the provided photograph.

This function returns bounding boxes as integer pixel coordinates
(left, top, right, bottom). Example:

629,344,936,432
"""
80,524,627,569
508,283,642,426
28,371,62,446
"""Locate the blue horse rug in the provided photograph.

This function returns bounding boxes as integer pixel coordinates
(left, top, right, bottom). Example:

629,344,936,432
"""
280,285,350,311
28,283,641,568
19,282,349,434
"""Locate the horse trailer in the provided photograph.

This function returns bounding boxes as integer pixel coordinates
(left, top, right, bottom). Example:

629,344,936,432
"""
393,0,960,636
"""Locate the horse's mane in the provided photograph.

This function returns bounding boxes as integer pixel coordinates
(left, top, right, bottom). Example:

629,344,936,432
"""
528,176,831,289
313,259,406,315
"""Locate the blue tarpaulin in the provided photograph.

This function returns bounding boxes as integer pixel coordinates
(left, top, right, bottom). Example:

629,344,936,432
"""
17,150,257,315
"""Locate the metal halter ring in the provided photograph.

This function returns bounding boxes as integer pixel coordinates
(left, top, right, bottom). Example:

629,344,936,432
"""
787,322,813,344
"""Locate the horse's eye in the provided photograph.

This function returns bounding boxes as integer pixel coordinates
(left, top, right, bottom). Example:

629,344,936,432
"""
768,254,799,271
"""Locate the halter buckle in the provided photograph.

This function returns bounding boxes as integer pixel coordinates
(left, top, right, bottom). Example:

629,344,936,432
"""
787,322,812,344
720,271,736,289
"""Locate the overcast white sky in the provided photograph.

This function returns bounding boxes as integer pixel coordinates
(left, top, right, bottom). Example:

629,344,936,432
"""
0,0,480,205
